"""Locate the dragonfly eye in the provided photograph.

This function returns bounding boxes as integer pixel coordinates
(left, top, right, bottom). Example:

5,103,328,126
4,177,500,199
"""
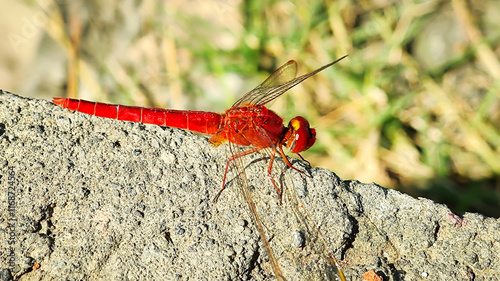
285,117,316,153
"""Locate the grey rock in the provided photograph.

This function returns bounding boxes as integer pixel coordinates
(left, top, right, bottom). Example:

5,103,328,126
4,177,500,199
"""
0,90,498,280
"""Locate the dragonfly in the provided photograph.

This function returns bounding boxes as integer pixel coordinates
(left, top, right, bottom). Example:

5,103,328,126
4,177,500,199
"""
53,55,348,280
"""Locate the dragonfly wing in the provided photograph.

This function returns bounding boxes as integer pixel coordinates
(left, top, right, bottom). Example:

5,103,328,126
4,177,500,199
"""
232,60,298,108
257,145,346,280
233,55,348,108
225,139,287,280
223,129,345,279
280,163,347,280
259,60,298,89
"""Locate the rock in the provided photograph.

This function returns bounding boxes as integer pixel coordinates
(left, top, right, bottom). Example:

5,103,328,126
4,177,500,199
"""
0,90,498,280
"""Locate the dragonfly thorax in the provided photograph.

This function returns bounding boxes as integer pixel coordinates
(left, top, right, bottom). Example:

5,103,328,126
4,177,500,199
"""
282,117,316,153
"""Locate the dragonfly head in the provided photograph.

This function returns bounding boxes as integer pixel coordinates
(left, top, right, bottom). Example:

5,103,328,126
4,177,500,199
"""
283,117,316,153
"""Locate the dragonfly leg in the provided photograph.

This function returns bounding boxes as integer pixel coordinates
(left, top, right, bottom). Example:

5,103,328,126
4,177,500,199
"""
213,147,262,202
278,145,307,176
296,152,312,167
266,148,283,202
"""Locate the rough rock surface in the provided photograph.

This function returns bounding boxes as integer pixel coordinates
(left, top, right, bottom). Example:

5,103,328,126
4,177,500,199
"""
0,90,498,281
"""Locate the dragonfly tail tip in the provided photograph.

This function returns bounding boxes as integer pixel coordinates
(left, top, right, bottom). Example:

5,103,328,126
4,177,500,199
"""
52,97,65,106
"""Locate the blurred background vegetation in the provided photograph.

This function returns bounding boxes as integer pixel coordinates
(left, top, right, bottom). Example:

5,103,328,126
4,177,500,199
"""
1,0,499,217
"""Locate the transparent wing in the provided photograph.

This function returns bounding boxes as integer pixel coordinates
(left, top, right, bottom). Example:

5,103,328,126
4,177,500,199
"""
279,162,346,281
226,140,287,280
233,60,297,108
233,55,348,108
224,139,346,280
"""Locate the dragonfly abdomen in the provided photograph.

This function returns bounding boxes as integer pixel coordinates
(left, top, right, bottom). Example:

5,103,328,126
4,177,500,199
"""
53,98,222,134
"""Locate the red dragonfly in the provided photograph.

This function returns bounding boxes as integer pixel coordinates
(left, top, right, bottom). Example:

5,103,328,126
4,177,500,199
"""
53,56,348,280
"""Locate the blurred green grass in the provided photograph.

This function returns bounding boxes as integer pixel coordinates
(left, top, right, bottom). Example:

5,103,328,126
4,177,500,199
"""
11,0,500,217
